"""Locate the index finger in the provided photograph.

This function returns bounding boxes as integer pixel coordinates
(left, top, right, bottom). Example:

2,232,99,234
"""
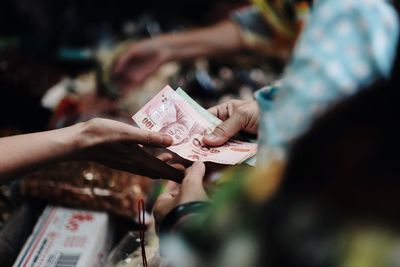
207,100,243,119
207,103,229,121
129,127,173,147
179,162,208,203
131,149,185,182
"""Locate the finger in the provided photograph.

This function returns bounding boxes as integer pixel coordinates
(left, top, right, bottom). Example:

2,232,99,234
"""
112,145,184,182
165,181,179,192
203,114,243,146
155,152,186,171
165,187,180,198
140,155,185,183
89,138,183,182
156,191,175,202
207,100,243,119
169,163,186,171
153,192,178,223
102,157,184,183
129,128,173,147
207,103,230,121
99,119,172,147
157,152,173,162
207,105,219,116
183,161,205,185
179,162,208,203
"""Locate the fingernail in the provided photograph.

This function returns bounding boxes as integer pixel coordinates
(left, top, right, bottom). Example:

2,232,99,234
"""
161,135,173,146
190,161,205,174
206,134,220,141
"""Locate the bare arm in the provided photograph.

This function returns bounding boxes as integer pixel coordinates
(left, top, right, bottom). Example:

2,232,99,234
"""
112,20,246,90
0,124,79,183
157,20,245,61
0,118,183,184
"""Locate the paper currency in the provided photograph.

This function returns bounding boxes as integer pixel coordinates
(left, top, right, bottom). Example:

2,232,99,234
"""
133,85,257,165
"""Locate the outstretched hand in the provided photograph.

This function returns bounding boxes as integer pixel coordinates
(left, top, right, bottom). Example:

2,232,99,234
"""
112,38,171,92
76,118,184,182
0,118,184,184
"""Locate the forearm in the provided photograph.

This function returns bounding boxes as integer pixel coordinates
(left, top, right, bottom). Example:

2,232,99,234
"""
161,20,244,61
0,123,83,184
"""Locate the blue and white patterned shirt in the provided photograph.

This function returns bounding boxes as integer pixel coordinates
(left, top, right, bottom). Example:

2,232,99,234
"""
257,0,399,152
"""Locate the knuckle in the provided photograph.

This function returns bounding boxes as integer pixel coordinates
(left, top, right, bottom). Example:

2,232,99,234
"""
214,125,228,136
237,107,248,116
231,99,242,106
84,118,100,132
145,132,153,144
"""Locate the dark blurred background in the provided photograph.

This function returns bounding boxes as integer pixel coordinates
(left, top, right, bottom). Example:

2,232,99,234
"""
0,0,245,57
0,0,249,132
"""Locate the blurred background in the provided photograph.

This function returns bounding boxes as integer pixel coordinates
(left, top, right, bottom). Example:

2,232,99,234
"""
0,1,285,266
1,0,282,132
1,1,400,267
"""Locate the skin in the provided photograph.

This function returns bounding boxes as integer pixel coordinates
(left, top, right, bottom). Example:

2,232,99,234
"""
153,161,209,224
153,100,260,222
111,18,262,220
112,20,245,91
0,118,184,184
112,18,262,148
203,99,260,146
160,121,190,146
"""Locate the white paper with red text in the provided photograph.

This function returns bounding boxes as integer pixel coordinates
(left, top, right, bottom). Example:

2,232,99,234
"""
13,206,112,267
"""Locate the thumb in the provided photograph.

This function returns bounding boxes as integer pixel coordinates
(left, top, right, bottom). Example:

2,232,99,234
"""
179,162,208,203
203,115,243,146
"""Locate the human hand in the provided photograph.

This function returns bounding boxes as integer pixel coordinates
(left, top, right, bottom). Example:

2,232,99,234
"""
203,100,259,146
153,162,208,224
75,118,184,182
112,38,171,92
156,152,186,172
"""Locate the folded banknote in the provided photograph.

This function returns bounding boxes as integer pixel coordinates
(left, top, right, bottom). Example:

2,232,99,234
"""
133,85,257,165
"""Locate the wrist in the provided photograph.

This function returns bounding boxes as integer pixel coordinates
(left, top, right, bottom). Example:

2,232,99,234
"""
157,201,211,235
34,123,86,163
155,35,178,63
160,28,219,61
69,120,96,157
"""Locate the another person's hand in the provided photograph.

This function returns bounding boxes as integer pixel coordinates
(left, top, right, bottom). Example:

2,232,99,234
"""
203,100,259,146
112,20,245,92
112,38,171,92
153,162,208,224
74,118,184,182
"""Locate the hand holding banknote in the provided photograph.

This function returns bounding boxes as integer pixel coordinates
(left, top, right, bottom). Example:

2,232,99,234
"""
133,86,257,165
0,118,185,185
203,100,259,147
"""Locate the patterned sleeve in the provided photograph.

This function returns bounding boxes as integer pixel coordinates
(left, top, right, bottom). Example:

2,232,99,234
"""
230,1,308,50
261,0,399,148
231,6,275,43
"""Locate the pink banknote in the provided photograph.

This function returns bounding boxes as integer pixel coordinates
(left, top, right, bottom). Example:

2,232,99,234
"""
133,85,257,164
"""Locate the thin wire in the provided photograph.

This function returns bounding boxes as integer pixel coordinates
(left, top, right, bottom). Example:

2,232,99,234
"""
138,199,148,267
